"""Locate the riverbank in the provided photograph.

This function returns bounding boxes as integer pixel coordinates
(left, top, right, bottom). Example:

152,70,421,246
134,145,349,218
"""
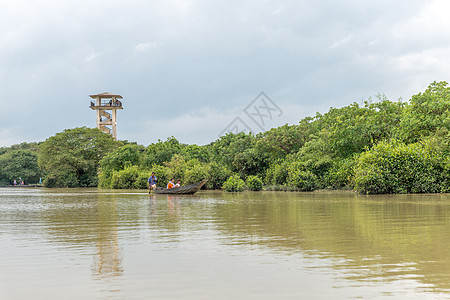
4,184,43,188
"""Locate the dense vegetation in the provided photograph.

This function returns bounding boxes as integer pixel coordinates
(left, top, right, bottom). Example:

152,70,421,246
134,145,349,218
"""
0,142,41,186
38,127,120,187
2,81,450,194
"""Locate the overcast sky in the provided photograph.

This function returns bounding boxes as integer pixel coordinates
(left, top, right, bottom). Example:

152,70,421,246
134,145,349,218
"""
1,0,449,147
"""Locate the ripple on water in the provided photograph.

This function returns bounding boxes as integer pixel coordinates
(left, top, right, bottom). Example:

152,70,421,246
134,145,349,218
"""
1,189,450,299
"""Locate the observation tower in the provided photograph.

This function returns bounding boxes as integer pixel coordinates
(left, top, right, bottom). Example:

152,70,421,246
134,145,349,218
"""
89,92,123,140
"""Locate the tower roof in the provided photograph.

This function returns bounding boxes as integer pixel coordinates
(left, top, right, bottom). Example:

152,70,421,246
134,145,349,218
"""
89,92,123,99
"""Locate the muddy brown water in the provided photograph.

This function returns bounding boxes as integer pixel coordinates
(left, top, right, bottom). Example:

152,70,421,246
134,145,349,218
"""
1,188,450,299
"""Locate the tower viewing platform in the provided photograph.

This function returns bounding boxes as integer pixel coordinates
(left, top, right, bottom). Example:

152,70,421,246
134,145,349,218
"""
89,92,124,140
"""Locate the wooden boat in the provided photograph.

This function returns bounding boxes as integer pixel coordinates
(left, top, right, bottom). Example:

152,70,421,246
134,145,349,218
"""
154,180,208,195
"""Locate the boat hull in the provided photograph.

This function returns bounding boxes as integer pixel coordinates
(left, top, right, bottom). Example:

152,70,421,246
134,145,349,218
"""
154,180,207,195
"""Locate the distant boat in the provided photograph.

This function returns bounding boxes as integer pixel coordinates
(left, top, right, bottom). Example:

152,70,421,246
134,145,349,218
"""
154,180,207,195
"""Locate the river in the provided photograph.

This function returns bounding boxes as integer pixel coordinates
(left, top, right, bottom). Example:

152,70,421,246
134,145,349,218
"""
1,188,450,299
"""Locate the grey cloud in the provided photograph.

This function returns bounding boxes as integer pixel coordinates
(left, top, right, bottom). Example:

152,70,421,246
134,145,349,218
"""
0,0,448,146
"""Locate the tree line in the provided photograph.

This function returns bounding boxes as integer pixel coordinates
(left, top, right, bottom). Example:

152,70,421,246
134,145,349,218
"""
2,81,450,194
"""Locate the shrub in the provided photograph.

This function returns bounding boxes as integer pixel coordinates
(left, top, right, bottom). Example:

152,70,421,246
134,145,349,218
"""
100,144,144,173
353,141,448,194
324,157,356,189
286,161,318,191
207,162,232,189
44,170,79,188
246,175,263,191
134,170,153,189
287,168,318,191
264,160,289,185
0,150,41,185
98,169,112,188
222,175,246,192
110,166,140,189
143,137,182,166
105,166,154,189
183,161,209,185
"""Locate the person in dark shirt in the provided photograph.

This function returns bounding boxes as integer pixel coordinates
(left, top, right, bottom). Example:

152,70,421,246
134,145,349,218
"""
148,172,157,193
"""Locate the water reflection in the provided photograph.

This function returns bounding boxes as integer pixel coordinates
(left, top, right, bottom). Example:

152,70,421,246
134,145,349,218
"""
2,188,450,298
92,193,122,278
199,191,450,294
30,190,124,279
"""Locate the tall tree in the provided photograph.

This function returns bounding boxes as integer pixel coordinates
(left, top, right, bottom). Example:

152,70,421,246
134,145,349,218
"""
143,137,183,167
0,150,41,185
397,81,450,143
39,127,119,187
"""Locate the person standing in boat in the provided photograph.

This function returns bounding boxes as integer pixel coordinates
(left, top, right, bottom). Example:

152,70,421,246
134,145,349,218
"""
167,178,175,189
148,172,157,193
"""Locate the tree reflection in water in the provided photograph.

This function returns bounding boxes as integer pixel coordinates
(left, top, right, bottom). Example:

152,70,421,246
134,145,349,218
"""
4,188,450,297
199,191,450,294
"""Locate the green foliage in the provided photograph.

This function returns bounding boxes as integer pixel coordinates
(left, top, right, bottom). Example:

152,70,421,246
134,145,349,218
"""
143,137,182,166
222,175,246,192
282,97,405,191
420,128,450,157
39,127,119,187
98,169,112,188
398,81,450,143
181,144,210,162
110,166,140,189
206,162,232,189
100,144,144,172
183,160,209,185
310,98,404,159
353,141,449,194
323,157,356,189
296,138,334,186
286,161,318,191
98,144,144,187
106,166,151,189
0,150,41,185
101,166,153,190
44,170,79,188
164,154,187,181
0,142,41,156
209,132,255,170
209,132,270,178
246,175,263,191
8,81,450,195
134,170,153,189
264,160,289,185
256,123,311,162
232,148,268,178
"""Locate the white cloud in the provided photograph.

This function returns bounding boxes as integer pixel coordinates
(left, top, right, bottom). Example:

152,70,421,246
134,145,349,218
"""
84,51,105,63
329,35,352,49
134,42,163,54
391,50,445,72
